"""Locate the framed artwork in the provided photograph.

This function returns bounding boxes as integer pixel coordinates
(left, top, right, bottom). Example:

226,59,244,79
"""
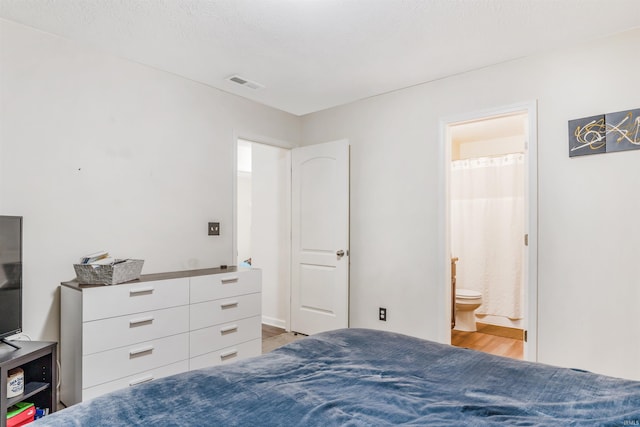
568,114,606,157
605,108,640,153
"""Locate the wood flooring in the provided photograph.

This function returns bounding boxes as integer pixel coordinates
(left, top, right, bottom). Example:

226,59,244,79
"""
262,324,287,339
451,323,523,360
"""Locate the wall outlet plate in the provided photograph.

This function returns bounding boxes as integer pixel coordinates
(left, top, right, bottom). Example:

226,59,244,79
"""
208,222,220,236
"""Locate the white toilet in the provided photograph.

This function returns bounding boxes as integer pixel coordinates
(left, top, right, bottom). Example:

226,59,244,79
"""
454,288,483,332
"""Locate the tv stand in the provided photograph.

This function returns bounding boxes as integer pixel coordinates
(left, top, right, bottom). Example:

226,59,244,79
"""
0,341,57,427
1,338,22,350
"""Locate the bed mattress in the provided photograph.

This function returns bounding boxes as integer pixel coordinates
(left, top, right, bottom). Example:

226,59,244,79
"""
35,328,640,426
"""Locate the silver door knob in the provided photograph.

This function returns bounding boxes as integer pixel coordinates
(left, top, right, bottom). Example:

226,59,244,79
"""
336,250,345,258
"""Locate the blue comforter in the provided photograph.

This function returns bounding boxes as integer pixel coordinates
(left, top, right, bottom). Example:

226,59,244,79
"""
36,329,640,426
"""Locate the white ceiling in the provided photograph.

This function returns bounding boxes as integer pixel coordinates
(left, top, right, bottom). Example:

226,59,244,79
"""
451,113,526,144
1,0,639,116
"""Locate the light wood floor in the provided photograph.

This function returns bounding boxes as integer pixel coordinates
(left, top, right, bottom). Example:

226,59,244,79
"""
262,324,287,339
451,323,523,360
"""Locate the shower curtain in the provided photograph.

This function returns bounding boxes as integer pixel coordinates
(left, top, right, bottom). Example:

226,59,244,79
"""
450,153,524,320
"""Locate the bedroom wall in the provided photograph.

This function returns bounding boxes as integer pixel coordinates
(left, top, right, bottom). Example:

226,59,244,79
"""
0,19,301,342
301,28,640,380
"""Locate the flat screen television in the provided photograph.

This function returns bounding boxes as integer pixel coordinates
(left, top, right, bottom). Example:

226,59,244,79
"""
0,215,22,349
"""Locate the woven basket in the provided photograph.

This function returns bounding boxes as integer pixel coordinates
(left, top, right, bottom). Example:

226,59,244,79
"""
74,259,144,285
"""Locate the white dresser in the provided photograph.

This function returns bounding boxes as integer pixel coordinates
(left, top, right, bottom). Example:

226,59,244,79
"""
60,267,261,406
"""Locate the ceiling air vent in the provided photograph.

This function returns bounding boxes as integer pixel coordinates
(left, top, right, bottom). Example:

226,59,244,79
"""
226,75,264,90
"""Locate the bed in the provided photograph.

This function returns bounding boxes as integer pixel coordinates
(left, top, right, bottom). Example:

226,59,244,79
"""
35,328,640,426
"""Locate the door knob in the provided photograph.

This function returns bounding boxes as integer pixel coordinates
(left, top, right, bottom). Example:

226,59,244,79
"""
336,250,345,258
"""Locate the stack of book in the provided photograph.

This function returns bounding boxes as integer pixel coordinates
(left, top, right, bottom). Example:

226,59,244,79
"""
80,251,113,265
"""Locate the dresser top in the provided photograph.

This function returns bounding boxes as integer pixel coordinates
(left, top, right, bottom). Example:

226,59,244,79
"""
61,266,248,290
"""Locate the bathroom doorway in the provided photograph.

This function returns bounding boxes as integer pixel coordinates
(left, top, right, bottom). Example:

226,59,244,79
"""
440,102,538,361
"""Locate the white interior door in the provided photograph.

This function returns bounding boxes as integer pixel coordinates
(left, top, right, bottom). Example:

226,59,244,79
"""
291,139,349,335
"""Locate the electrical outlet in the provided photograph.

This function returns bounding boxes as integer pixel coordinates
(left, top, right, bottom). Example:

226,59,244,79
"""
208,222,220,236
379,307,387,321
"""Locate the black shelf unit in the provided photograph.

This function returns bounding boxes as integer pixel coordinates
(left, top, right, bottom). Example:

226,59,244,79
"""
1,341,57,427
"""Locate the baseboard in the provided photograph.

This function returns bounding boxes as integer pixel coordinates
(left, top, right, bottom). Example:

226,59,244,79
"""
475,314,523,329
262,315,286,330
476,322,524,341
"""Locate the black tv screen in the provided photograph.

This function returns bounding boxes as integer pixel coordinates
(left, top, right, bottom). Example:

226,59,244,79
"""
0,215,22,340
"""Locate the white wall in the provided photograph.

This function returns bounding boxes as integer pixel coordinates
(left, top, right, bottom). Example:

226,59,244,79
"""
236,140,253,263
301,29,640,380
235,141,291,329
251,143,290,329
0,19,301,341
236,171,252,263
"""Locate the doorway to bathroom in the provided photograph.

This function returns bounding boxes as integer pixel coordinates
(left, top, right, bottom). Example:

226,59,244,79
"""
440,102,538,361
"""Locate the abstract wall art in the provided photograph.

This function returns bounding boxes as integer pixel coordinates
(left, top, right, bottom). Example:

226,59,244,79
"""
568,107,640,157
605,108,640,153
568,114,606,157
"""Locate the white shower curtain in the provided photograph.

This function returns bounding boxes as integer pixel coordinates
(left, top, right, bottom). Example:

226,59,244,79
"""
450,153,524,320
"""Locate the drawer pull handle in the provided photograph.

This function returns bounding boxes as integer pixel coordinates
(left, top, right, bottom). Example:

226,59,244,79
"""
220,349,238,360
220,301,239,309
220,325,238,335
130,286,154,296
129,345,154,357
129,375,154,386
129,316,154,327
221,277,239,284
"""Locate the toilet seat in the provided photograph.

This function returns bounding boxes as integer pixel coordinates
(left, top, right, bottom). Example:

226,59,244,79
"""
456,288,482,300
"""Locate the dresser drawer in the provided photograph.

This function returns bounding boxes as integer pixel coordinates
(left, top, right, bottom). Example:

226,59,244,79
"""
190,292,261,331
82,305,189,355
189,338,261,371
83,333,189,388
82,360,188,401
82,278,189,321
190,270,260,303
190,315,261,358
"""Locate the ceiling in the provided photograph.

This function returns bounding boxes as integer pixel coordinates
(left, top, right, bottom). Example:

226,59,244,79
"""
451,113,526,144
1,0,639,116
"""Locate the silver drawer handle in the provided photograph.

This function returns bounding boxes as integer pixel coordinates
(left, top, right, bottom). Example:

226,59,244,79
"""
220,349,238,360
129,345,154,357
220,301,239,309
221,277,239,284
129,286,154,296
129,375,154,386
220,325,238,335
129,316,154,327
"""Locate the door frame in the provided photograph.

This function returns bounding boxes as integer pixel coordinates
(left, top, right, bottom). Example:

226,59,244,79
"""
232,130,296,331
437,101,538,361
